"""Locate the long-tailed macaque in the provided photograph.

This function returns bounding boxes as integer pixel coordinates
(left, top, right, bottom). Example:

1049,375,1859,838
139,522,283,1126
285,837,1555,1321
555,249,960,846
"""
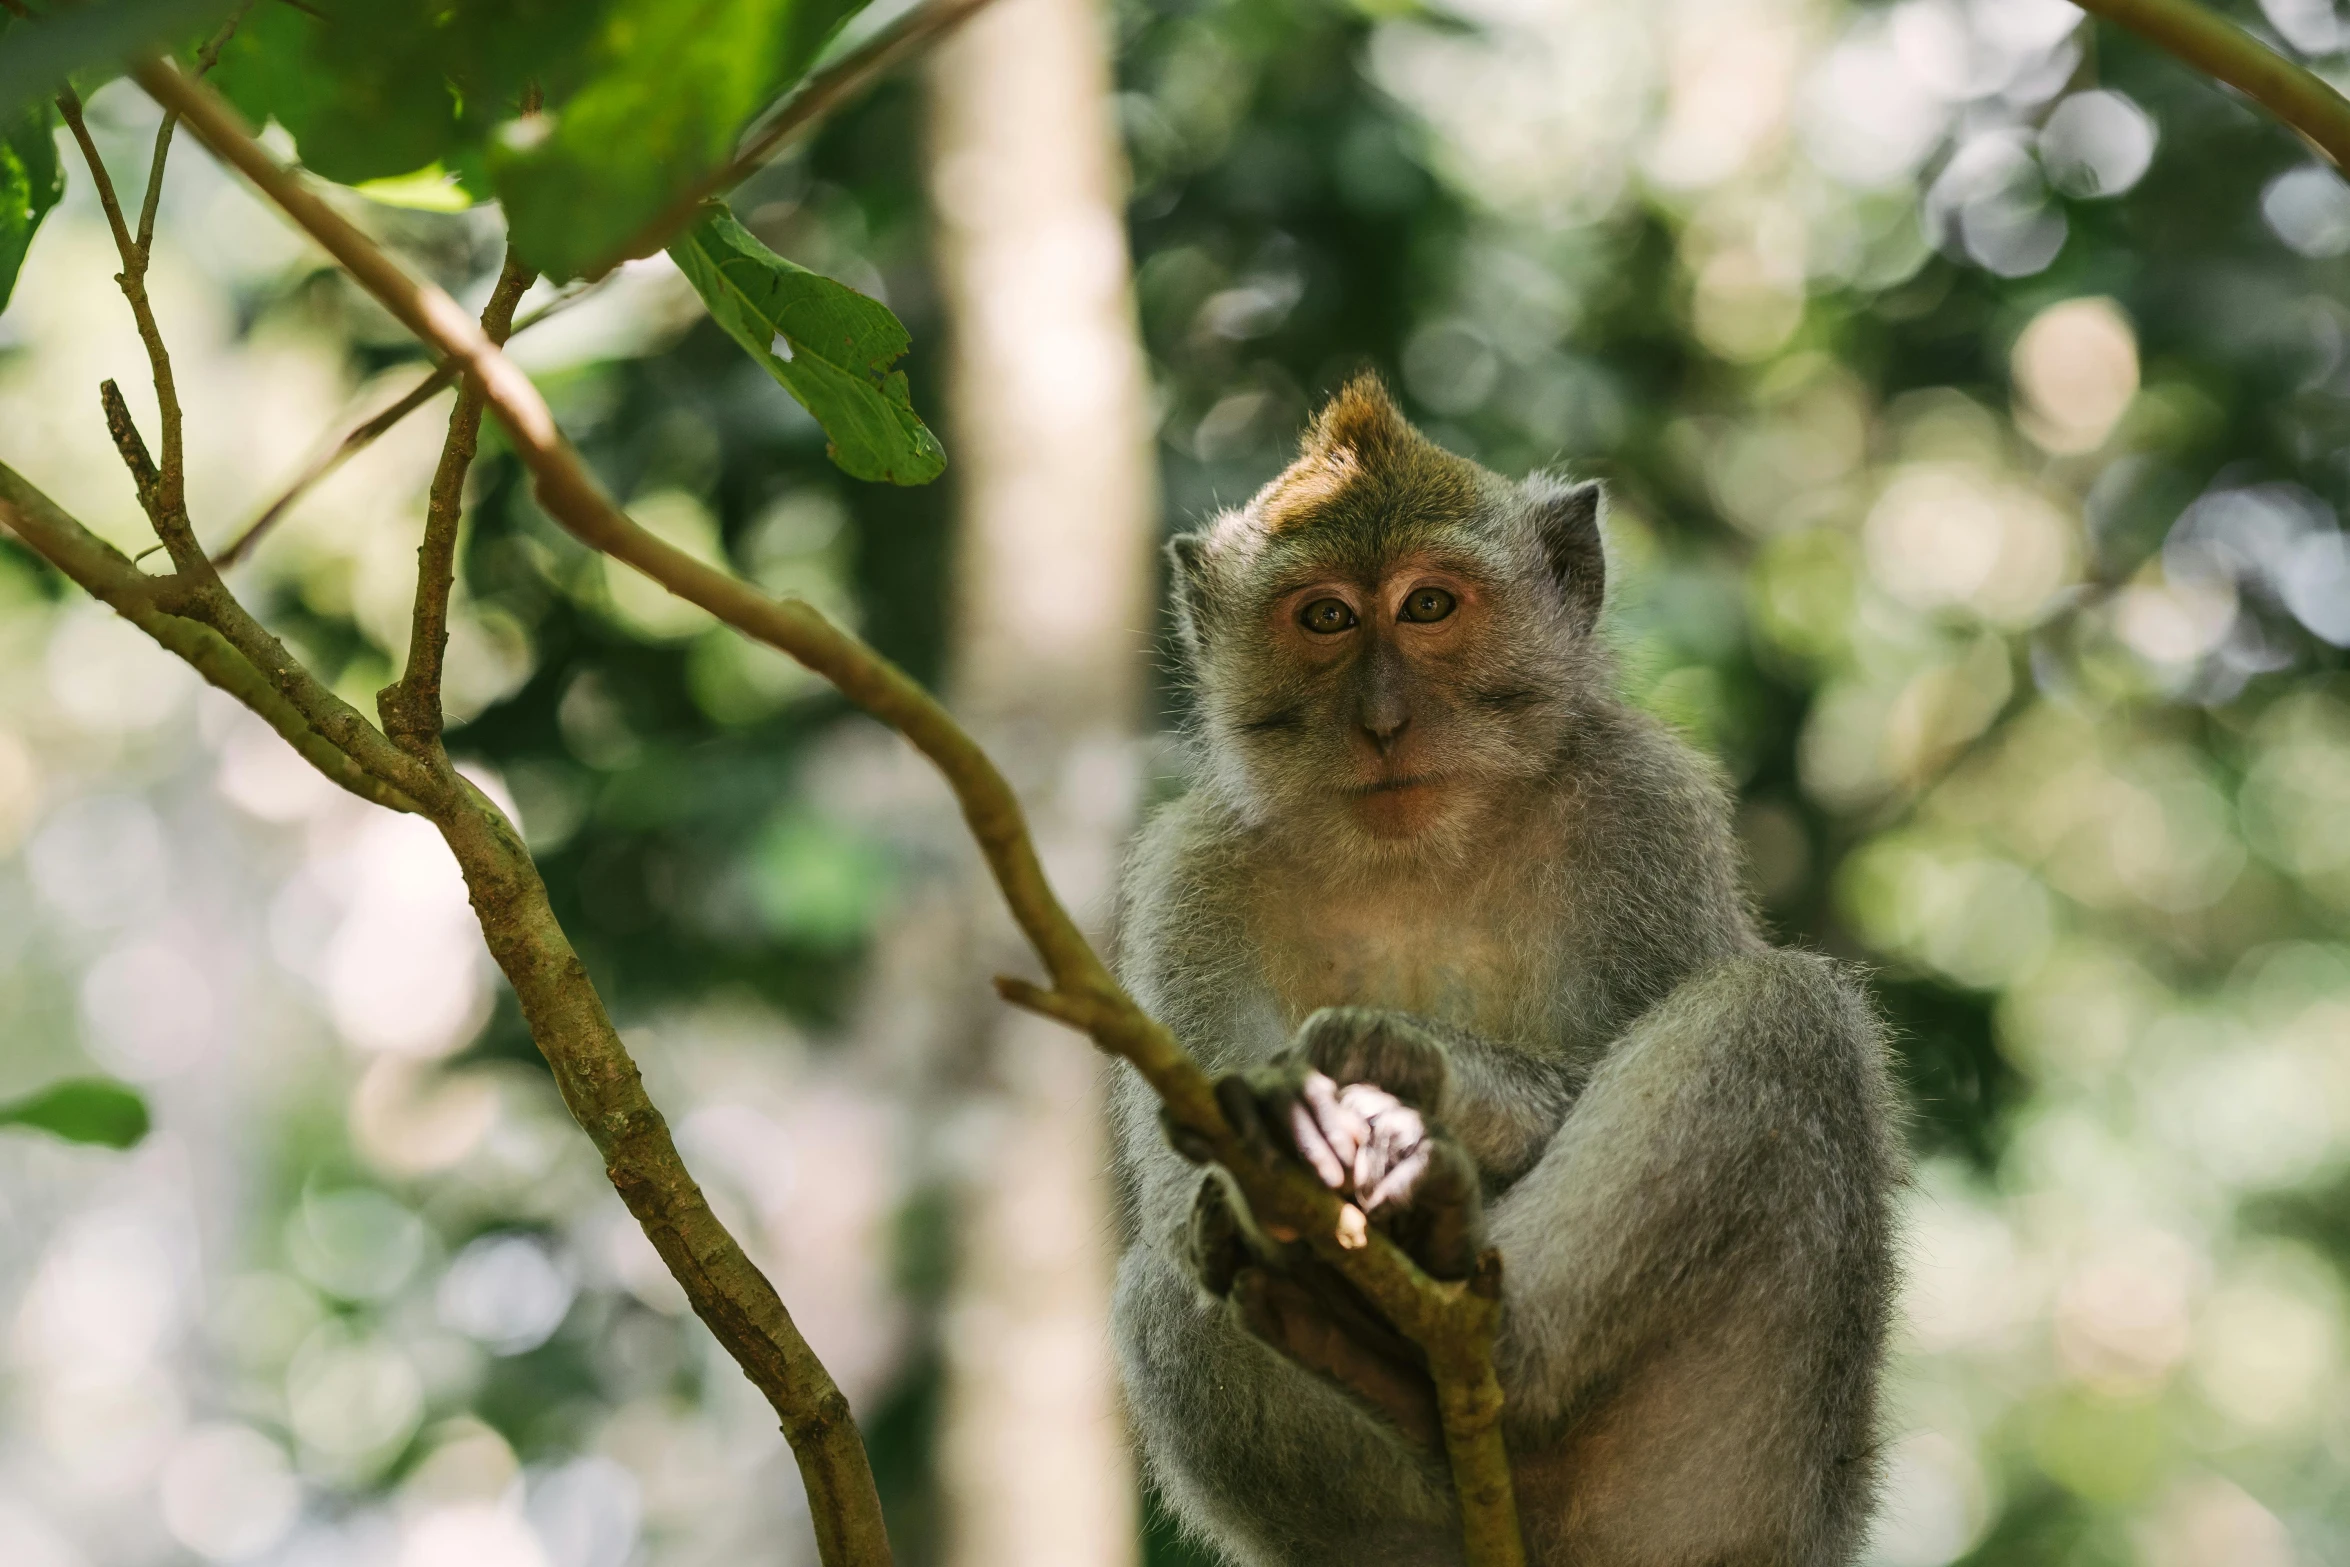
1110,378,1902,1566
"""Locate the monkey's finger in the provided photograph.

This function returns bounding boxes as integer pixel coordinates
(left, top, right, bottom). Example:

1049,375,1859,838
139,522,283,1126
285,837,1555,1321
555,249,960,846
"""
1299,1071,1369,1171
1361,1142,1432,1214
1214,1073,1272,1156
1353,1103,1424,1199
1390,1139,1486,1279
1286,1096,1350,1190
1187,1174,1253,1296
1159,1107,1218,1165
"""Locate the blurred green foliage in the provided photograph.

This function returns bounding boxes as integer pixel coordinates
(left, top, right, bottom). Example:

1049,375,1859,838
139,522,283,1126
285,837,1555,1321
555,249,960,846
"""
0,93,62,311
6,0,2350,1561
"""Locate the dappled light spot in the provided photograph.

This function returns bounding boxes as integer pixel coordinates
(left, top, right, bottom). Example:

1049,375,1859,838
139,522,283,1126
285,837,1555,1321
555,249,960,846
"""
2011,297,2138,455
158,1423,300,1562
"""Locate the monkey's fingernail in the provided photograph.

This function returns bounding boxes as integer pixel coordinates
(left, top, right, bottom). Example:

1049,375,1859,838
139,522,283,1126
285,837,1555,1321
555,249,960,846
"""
1335,1204,1368,1250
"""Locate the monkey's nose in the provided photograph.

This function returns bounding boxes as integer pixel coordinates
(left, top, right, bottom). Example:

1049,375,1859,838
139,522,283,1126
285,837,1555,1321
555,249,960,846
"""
1362,713,1410,755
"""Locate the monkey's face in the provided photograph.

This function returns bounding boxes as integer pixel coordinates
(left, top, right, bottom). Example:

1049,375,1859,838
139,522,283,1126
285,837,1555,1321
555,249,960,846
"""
1259,552,1505,842
1170,377,1605,860
1189,528,1582,859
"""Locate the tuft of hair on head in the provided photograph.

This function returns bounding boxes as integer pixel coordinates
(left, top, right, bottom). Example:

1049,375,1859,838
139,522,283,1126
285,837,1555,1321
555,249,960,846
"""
1304,372,1414,463
1253,372,1465,534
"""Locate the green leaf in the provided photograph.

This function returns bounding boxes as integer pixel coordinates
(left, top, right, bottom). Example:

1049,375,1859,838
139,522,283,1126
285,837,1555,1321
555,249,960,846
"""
0,94,63,313
669,204,944,485
489,0,865,281
211,0,613,190
0,1077,152,1150
0,0,242,118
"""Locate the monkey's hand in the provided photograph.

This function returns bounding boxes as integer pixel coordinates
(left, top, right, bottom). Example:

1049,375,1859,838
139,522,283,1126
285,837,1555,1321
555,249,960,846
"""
1201,1007,1489,1281
1184,1171,1441,1449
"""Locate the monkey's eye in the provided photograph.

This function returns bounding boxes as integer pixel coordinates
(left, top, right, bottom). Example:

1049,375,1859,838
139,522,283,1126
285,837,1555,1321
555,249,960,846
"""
1400,586,1457,623
1298,597,1358,635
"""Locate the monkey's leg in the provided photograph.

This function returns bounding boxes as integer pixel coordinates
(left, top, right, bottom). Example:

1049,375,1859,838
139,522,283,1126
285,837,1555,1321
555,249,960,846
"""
1116,1234,1465,1567
1186,1171,1443,1446
1485,950,1899,1566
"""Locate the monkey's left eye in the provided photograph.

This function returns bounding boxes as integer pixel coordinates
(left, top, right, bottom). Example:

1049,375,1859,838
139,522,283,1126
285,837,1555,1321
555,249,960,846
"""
1400,586,1457,623
1299,597,1358,634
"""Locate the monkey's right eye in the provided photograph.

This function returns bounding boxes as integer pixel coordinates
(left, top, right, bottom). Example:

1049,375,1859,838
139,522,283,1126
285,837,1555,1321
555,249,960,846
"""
1298,597,1359,634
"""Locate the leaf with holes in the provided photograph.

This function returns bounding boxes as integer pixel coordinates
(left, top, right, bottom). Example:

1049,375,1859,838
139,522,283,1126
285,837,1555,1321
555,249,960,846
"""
669,204,944,485
0,1077,152,1150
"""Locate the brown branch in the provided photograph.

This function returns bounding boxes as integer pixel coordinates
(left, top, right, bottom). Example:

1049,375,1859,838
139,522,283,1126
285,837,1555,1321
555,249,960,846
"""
135,56,1526,1567
55,86,197,568
602,0,1001,273
2070,0,2350,170
214,278,608,568
0,467,419,814
132,6,251,258
379,248,534,749
425,782,890,1567
99,378,163,522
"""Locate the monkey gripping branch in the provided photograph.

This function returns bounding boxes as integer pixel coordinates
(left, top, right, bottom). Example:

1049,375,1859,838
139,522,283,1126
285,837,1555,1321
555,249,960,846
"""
0,7,1525,1565
6,0,2342,1563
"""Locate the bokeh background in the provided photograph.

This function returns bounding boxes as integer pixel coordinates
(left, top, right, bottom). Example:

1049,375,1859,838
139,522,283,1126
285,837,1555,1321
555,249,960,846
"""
4,0,2350,1563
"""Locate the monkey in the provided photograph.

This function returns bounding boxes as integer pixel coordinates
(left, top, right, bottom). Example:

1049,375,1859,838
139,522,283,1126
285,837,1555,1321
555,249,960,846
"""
1108,377,1903,1567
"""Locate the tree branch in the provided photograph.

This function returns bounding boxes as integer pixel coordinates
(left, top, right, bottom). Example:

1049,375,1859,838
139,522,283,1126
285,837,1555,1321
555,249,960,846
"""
135,55,1526,1567
99,377,164,523
379,247,534,750
425,783,893,1567
132,6,252,258
55,85,199,568
603,0,1001,274
212,276,606,569
2069,0,2350,170
0,466,419,813
201,0,990,563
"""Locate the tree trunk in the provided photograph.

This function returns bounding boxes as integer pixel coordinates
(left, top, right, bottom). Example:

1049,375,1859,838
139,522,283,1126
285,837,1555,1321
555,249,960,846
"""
923,1,1156,1564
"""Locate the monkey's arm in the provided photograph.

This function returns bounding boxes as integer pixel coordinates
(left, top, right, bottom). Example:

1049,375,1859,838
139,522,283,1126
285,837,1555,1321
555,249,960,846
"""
1480,950,1901,1444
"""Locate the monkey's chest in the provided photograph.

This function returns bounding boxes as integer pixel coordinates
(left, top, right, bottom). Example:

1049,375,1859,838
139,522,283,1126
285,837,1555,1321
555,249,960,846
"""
1254,906,1541,1039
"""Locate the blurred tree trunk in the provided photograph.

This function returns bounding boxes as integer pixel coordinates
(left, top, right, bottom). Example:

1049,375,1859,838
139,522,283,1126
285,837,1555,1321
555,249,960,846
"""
922,1,1156,1563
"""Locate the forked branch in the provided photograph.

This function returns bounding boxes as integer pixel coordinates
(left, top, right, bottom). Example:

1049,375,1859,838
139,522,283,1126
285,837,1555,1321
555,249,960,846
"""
0,465,419,813
379,248,535,749
134,55,1528,1567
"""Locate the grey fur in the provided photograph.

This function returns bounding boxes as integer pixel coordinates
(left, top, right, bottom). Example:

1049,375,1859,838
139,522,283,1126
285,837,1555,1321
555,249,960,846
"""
1110,380,1903,1566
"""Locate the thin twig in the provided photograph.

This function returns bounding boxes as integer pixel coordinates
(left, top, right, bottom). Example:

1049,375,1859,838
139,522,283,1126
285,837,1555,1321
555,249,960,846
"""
380,247,534,750
99,379,163,522
213,277,608,568
201,0,969,560
602,0,1000,273
2068,0,2350,169
131,5,251,258
55,86,197,567
135,55,1526,1567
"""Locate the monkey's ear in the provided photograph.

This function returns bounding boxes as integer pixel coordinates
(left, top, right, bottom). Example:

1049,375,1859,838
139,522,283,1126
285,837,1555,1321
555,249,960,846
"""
1167,531,1214,659
1527,478,1604,635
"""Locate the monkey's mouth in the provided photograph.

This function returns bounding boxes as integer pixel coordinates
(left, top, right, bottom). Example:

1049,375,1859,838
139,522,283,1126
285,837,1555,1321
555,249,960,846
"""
1354,774,1438,796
